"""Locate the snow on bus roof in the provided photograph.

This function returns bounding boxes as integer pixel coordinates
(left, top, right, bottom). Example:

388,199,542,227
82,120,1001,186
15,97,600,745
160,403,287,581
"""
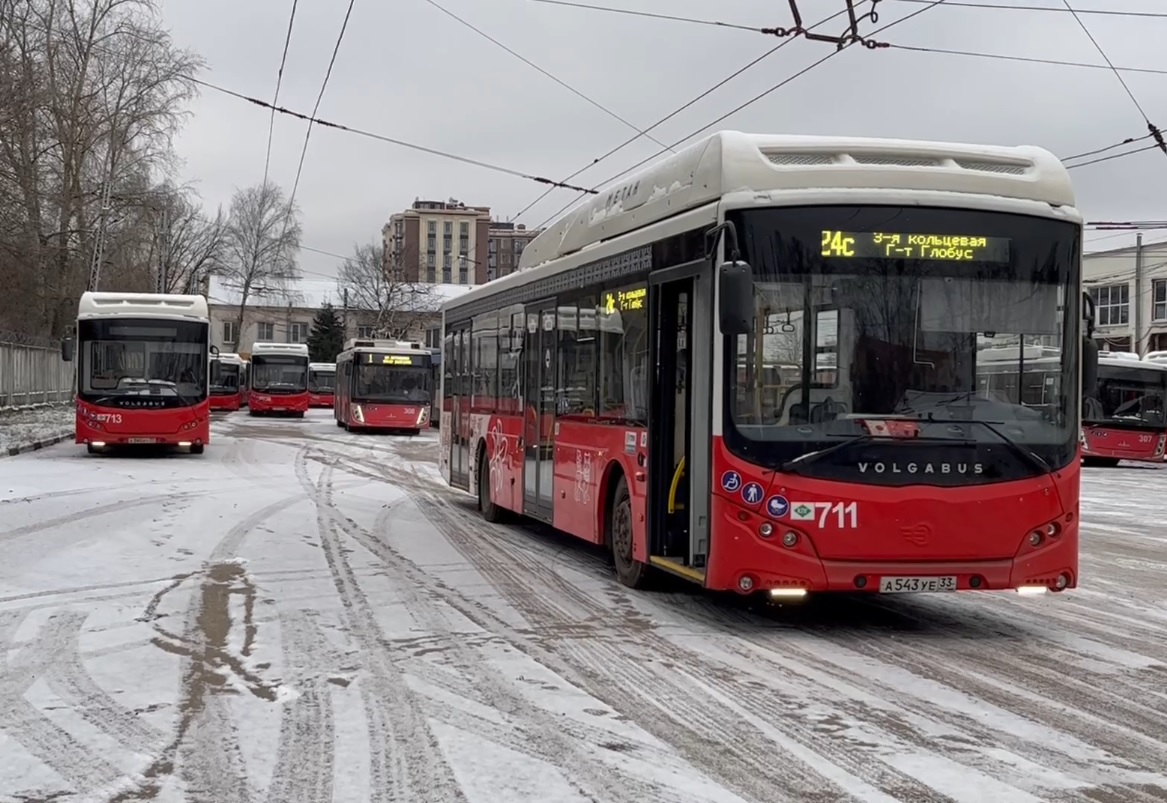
250,341,309,356
78,291,209,321
443,130,1074,317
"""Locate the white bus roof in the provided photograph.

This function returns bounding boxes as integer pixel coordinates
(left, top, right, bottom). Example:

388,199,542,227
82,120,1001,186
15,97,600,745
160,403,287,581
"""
250,342,309,357
1099,351,1142,361
309,362,336,371
443,130,1076,320
340,338,425,354
212,352,245,365
78,291,209,321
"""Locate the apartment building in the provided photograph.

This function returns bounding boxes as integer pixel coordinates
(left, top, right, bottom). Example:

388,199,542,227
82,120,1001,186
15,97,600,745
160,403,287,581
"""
384,199,491,285
1084,237,1167,355
486,220,540,281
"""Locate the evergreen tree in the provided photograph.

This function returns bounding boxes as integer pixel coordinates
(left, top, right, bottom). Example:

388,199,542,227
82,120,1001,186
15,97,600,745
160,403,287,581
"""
308,302,345,362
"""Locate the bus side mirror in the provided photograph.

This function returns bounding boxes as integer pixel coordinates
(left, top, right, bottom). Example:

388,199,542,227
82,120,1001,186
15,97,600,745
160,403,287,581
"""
210,345,220,356
60,337,74,362
1082,290,1096,339
1082,336,1099,393
718,260,754,336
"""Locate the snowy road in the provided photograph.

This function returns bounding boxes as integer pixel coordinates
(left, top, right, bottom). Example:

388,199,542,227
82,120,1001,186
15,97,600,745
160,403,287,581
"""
2,411,1167,802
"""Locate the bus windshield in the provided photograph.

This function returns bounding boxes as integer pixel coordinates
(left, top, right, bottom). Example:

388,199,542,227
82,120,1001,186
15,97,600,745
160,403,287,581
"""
724,205,1081,485
1085,363,1167,429
309,369,335,393
355,364,430,403
210,362,240,395
78,318,208,408
251,355,308,392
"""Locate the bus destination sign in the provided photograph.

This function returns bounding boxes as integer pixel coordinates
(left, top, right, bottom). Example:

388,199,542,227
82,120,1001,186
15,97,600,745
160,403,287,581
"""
603,286,646,314
821,230,1010,262
362,353,426,366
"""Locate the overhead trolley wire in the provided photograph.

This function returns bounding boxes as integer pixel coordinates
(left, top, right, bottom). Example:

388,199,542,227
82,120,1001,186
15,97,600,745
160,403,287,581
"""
891,0,1167,19
424,0,671,152
262,0,300,188
191,78,597,194
512,2,870,223
530,0,949,230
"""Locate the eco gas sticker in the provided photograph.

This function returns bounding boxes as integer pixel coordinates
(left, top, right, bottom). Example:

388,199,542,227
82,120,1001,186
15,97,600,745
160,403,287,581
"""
791,503,815,521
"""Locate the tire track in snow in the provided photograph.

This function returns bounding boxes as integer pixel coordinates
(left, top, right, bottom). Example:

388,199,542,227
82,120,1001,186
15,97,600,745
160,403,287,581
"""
315,464,672,803
0,495,175,542
324,453,933,803
694,600,1167,802
0,610,125,795
292,449,467,803
264,609,336,803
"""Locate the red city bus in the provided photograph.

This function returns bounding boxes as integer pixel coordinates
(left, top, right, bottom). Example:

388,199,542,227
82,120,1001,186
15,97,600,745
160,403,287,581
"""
248,342,309,416
209,352,246,411
440,130,1098,599
1081,352,1167,466
309,362,336,408
335,339,434,433
61,291,213,455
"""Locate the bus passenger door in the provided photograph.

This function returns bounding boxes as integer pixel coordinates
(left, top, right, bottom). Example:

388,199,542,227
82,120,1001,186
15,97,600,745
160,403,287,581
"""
452,329,470,488
647,259,709,577
522,303,555,523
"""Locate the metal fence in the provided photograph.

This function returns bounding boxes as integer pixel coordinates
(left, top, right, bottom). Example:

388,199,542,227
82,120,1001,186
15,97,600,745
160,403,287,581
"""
0,331,74,409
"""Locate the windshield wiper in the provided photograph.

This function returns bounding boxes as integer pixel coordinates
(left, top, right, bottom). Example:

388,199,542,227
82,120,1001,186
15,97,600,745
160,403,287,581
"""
969,420,1051,473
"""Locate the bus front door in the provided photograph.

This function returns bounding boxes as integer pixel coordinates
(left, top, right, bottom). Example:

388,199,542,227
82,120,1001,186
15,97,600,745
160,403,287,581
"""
522,303,556,523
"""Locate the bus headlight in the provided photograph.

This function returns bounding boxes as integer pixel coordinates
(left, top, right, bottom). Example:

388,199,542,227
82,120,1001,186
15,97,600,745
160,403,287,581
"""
417,407,428,425
353,404,365,423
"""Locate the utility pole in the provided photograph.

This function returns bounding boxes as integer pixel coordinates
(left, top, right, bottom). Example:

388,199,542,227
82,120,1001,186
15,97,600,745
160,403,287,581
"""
343,288,349,339
1135,233,1145,355
286,301,293,343
156,204,169,293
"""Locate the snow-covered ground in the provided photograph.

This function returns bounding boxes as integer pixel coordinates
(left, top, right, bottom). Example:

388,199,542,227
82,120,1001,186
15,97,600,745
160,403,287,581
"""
0,403,73,454
2,410,1167,802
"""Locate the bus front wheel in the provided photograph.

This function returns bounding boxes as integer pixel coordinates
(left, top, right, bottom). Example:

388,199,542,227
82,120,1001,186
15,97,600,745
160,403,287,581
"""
610,475,648,589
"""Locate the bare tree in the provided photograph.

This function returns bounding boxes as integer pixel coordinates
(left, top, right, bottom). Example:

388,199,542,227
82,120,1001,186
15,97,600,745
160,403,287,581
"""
221,181,302,346
337,240,433,339
0,0,202,335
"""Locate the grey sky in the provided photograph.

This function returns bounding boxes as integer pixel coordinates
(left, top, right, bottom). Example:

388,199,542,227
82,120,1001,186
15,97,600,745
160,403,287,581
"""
160,0,1167,280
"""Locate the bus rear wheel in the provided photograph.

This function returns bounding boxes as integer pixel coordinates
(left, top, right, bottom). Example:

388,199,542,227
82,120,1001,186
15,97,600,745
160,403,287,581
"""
610,475,648,589
478,449,503,523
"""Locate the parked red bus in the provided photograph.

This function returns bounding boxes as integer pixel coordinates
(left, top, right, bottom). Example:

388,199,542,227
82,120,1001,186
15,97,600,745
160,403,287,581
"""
61,291,212,455
248,342,309,416
209,352,246,411
440,130,1098,598
335,338,433,433
1081,351,1167,466
308,362,336,408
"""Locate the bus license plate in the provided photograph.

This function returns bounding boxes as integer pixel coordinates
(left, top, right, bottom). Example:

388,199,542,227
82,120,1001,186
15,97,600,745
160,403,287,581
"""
126,438,157,444
879,576,957,593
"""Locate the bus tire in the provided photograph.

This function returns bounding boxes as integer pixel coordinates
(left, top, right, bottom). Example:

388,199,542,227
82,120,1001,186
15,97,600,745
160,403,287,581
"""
336,419,344,428
190,444,205,455
295,412,305,419
609,475,648,589
478,448,503,523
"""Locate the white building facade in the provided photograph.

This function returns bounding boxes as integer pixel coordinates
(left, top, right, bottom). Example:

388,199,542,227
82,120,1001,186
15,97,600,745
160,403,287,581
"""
1083,237,1167,355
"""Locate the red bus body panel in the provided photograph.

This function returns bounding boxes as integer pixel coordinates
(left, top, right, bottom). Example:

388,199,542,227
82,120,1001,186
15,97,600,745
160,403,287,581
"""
467,412,1079,594
309,392,334,409
75,399,210,447
249,390,309,414
209,392,242,411
340,400,428,430
1081,425,1165,463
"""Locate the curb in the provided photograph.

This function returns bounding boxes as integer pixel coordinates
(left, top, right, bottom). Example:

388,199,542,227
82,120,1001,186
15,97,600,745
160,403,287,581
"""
4,429,75,457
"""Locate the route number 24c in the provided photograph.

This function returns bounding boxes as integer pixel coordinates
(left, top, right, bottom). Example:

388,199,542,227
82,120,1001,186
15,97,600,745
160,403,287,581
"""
812,501,857,528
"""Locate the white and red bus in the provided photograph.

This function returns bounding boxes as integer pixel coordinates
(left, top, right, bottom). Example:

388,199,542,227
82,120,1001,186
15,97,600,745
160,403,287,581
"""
1081,351,1167,466
209,352,246,411
334,338,434,433
61,291,212,454
308,362,336,408
248,342,309,416
440,130,1098,598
